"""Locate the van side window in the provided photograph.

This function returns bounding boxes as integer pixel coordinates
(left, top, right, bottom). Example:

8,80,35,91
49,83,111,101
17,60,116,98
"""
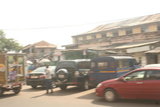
97,62,108,70
118,59,130,68
91,62,96,68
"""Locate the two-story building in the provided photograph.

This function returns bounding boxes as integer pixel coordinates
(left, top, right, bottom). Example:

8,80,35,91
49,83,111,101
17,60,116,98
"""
22,41,57,60
64,13,160,65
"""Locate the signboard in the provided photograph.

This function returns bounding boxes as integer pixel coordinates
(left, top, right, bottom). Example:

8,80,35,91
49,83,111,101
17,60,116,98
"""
127,46,150,53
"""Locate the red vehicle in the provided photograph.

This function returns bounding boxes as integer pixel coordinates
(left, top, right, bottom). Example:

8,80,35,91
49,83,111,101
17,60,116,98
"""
96,67,160,102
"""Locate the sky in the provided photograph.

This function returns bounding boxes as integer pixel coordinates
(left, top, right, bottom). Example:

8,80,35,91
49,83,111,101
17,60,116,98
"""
0,0,160,48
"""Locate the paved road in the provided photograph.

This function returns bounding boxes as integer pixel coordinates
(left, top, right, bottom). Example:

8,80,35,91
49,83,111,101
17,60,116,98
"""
0,85,159,107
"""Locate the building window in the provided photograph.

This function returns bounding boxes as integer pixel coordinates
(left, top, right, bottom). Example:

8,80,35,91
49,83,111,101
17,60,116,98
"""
106,32,113,37
96,34,102,38
112,31,118,37
158,25,160,31
78,37,83,40
148,24,157,32
86,35,92,40
118,29,126,36
132,27,141,34
126,28,132,35
141,26,148,33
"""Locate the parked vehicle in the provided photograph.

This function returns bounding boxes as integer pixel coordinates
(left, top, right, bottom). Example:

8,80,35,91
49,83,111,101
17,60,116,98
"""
26,66,56,88
96,67,160,102
55,59,91,90
0,53,26,96
143,64,160,67
89,56,140,87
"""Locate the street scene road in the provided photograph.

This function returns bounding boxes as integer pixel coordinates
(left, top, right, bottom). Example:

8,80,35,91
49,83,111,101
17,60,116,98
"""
0,85,159,107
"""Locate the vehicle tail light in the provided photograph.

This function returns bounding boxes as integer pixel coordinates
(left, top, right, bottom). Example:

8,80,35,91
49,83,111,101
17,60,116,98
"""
26,75,30,79
39,75,46,79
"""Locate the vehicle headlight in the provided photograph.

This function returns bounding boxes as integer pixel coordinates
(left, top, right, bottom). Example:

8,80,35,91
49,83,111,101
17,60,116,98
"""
74,71,80,77
96,83,102,88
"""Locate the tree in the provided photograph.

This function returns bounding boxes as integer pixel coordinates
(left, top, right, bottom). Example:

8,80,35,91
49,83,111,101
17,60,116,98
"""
0,30,22,52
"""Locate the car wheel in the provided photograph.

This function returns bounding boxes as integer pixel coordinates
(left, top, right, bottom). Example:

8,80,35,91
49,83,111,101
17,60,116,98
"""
31,85,37,89
13,88,21,94
0,88,4,96
59,85,67,90
104,89,118,102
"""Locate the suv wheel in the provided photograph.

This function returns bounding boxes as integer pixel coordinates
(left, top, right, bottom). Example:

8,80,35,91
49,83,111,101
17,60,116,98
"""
56,69,69,82
59,85,67,90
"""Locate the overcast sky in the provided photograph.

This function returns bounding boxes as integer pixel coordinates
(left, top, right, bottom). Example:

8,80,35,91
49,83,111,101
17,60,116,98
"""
0,0,160,48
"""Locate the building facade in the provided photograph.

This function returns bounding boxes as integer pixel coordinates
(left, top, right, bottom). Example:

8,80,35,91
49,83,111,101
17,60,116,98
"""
22,41,57,60
64,13,160,65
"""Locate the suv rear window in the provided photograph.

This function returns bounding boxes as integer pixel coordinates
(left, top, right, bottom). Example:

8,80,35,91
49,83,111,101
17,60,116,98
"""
56,61,76,70
77,61,90,69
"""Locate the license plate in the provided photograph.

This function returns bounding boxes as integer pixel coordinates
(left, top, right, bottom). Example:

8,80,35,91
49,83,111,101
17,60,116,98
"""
31,76,38,78
58,75,64,78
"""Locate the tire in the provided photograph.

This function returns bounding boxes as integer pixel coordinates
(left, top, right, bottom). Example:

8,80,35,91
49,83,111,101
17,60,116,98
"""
56,69,69,82
0,88,4,96
31,85,37,89
104,89,118,102
13,88,21,94
59,85,67,90
80,80,90,90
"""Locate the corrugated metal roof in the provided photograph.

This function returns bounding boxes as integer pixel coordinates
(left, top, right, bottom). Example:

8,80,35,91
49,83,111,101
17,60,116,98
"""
81,13,160,35
22,41,57,50
115,40,159,49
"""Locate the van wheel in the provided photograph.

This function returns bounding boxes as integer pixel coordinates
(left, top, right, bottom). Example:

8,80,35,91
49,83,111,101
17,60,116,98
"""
0,88,4,96
104,89,118,102
59,85,67,90
80,80,90,90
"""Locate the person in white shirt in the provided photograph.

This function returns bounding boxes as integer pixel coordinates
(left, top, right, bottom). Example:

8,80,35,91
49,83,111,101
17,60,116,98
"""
44,65,53,94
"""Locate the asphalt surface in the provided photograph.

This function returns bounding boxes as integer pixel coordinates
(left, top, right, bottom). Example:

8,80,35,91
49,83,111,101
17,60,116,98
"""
0,85,160,107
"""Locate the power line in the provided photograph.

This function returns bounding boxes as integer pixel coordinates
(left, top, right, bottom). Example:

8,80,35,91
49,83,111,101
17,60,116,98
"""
1,20,117,31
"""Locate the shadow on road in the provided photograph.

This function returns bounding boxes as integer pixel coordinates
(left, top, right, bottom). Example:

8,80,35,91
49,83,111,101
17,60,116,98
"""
78,92,96,100
77,91,160,107
46,86,83,96
0,93,18,99
91,98,160,107
22,87,45,92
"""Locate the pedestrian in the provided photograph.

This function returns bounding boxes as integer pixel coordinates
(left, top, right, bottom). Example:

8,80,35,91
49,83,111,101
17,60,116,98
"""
44,65,54,94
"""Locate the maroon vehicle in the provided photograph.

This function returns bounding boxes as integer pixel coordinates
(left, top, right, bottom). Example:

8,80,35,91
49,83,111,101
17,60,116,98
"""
95,67,160,102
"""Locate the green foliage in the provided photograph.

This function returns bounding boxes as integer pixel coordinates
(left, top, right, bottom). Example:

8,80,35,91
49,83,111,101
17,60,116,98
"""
0,30,22,52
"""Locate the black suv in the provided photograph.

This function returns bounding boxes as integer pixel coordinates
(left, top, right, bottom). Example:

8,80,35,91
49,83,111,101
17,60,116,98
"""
55,59,91,90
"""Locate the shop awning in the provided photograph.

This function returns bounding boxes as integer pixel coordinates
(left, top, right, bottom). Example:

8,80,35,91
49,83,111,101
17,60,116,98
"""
145,47,160,53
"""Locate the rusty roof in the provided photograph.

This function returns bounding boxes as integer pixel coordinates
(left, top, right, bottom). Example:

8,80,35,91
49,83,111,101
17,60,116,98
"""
23,41,57,50
78,13,160,35
33,41,57,48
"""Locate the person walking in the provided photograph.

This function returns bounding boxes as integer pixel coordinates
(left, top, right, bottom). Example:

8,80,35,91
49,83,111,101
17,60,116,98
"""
44,65,54,94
